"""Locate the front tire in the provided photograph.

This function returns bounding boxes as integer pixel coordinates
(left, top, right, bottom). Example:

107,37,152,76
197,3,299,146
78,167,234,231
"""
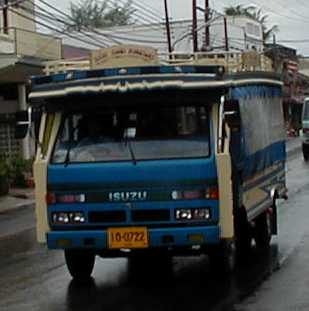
234,207,252,254
209,240,236,274
254,211,272,249
64,250,95,281
303,144,309,161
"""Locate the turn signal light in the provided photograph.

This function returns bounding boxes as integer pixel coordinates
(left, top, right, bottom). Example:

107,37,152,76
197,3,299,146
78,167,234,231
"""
57,194,86,203
46,192,56,204
183,190,204,200
171,187,219,201
205,187,219,200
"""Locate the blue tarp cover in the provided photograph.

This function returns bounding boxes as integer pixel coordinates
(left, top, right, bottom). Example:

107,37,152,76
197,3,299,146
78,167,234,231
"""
231,85,285,178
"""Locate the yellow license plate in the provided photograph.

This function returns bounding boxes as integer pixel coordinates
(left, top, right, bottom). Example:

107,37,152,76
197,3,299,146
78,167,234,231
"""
107,227,149,249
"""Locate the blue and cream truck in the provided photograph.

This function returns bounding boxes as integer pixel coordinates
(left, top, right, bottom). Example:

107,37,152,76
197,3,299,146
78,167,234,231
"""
19,47,287,280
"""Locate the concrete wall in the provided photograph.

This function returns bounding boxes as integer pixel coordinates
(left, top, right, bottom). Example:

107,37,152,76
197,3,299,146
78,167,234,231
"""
9,2,36,33
0,3,62,60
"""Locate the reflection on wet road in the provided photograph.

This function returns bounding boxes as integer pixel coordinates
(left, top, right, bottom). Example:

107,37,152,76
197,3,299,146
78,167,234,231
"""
0,225,281,311
64,246,279,311
0,151,308,311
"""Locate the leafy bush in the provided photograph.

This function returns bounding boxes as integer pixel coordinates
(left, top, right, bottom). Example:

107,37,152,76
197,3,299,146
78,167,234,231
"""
0,157,9,195
9,157,33,188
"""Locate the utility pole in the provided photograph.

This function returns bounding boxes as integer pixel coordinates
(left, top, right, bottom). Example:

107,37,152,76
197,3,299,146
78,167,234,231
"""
205,0,210,48
224,17,229,51
164,0,172,54
273,34,278,72
3,0,8,34
192,0,198,52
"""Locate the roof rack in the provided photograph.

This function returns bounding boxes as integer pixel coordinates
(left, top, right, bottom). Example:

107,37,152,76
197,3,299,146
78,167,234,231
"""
43,50,273,75
44,57,90,75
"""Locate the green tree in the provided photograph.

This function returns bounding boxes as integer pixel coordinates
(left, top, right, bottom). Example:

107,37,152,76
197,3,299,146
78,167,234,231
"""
224,5,255,17
224,5,278,43
65,0,135,31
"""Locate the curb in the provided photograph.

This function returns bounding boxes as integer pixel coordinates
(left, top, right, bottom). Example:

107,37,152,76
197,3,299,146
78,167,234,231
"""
0,201,35,215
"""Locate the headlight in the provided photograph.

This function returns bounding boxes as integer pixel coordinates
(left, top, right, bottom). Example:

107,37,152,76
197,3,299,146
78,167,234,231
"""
175,208,211,221
52,212,86,224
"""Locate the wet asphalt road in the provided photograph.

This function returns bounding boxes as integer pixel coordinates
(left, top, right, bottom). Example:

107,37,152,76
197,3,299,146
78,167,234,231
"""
0,150,309,311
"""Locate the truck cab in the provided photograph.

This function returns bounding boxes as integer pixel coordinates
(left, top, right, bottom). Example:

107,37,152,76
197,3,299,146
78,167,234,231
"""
18,47,286,281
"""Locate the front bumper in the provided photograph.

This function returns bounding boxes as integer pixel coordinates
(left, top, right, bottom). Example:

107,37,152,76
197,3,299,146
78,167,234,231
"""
47,226,220,251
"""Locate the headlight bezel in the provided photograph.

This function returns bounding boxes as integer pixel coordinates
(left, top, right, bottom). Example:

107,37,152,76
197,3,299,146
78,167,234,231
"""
175,208,211,221
52,212,86,224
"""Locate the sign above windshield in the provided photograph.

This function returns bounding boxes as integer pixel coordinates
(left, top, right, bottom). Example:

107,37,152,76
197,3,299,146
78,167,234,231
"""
91,45,160,69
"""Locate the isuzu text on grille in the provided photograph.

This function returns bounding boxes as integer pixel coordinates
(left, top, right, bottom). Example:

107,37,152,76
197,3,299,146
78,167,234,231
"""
108,191,148,202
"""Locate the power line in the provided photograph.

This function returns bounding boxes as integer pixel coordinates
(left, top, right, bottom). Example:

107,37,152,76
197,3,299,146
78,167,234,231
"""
36,0,165,37
32,0,125,45
0,0,26,9
248,0,309,25
8,6,107,49
21,1,112,47
131,0,163,20
266,0,309,22
278,39,309,43
97,31,166,44
32,0,166,45
20,0,113,47
26,0,167,46
172,9,224,49
120,0,163,23
292,0,309,11
138,0,163,17
104,0,160,25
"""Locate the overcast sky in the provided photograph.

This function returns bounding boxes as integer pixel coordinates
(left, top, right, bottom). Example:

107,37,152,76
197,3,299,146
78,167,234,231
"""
47,0,309,55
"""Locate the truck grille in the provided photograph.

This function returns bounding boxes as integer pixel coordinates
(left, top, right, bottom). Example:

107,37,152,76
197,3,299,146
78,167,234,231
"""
131,209,170,222
88,209,170,223
88,211,126,223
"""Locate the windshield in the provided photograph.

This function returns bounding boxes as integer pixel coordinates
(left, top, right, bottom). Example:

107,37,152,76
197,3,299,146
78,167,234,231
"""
52,106,210,163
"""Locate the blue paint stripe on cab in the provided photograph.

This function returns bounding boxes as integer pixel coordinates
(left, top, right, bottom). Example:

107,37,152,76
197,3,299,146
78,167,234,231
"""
48,158,218,189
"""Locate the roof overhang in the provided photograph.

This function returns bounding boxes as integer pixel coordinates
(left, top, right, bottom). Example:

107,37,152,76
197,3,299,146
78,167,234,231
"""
0,55,44,84
28,66,283,110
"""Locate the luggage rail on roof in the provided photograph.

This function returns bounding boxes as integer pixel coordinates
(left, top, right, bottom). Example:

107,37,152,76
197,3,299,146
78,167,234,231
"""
162,51,273,73
43,51,273,75
44,57,90,75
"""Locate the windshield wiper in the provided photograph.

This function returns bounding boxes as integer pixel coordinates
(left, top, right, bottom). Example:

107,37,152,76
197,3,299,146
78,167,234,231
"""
124,135,137,166
64,140,73,167
64,127,77,167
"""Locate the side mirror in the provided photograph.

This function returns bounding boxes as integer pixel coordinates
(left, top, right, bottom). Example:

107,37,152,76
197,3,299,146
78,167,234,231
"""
15,109,31,139
224,99,241,129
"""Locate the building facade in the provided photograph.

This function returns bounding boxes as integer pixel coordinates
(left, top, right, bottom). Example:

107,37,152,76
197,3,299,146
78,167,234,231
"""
0,1,62,160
